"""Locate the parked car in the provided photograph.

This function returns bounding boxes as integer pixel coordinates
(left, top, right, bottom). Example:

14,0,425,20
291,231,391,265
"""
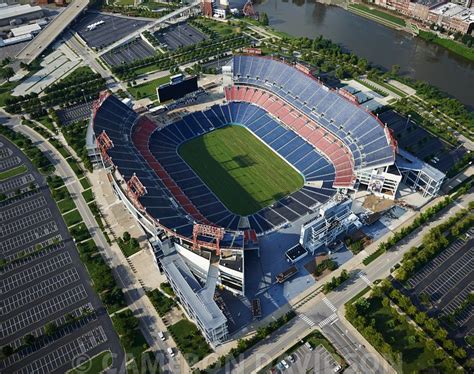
305,342,313,351
288,353,296,363
281,359,290,369
158,331,165,341
167,347,175,357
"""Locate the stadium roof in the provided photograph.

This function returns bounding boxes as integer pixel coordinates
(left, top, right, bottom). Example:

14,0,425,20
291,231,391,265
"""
396,148,445,181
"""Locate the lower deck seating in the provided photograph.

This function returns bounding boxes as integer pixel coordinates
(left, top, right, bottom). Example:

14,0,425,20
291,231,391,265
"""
94,95,337,236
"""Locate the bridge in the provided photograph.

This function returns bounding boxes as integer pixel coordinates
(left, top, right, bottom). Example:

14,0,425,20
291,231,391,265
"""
16,0,89,64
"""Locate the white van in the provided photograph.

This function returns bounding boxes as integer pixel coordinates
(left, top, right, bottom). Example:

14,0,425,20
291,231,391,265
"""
167,347,175,357
158,331,165,341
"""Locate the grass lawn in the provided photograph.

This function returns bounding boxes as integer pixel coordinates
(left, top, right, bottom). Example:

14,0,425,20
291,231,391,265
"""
168,319,211,365
79,177,92,190
37,115,56,133
147,289,176,316
128,75,171,99
0,164,27,181
179,125,304,215
57,198,76,214
418,31,474,62
67,158,84,178
63,209,82,227
82,189,94,203
70,223,92,242
68,350,112,374
350,296,438,372
194,18,237,36
349,4,406,27
0,81,18,107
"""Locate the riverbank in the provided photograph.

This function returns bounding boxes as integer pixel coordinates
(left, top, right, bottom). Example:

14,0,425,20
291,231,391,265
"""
345,2,474,63
417,30,474,62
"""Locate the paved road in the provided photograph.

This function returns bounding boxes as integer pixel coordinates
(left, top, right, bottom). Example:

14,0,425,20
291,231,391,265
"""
16,0,90,64
63,31,127,95
98,1,201,56
221,192,473,374
1,112,188,373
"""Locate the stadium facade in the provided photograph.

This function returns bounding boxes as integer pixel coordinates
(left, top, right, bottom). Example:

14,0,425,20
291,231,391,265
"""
87,54,444,346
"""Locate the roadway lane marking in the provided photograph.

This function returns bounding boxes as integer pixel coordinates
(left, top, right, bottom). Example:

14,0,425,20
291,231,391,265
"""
358,272,372,286
318,313,338,328
323,297,337,312
299,313,315,327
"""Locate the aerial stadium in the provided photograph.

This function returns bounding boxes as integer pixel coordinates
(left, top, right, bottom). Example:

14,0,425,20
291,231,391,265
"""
87,54,444,346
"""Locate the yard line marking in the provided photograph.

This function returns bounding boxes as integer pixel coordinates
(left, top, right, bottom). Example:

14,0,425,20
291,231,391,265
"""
323,297,337,312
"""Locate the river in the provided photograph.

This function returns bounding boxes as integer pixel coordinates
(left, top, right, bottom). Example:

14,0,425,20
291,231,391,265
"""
232,0,474,107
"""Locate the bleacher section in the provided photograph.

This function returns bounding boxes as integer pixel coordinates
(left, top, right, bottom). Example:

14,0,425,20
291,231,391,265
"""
231,55,396,174
135,101,336,234
93,94,336,236
225,86,354,186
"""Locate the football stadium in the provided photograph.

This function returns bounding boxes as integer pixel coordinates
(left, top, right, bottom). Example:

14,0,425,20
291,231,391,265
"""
88,54,445,346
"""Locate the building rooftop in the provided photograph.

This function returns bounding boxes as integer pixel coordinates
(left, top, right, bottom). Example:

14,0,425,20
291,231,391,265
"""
415,0,444,8
431,2,474,21
0,4,43,20
160,251,227,329
11,23,41,37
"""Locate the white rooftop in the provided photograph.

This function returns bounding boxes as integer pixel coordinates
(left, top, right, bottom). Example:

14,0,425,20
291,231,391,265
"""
0,4,43,20
11,23,42,37
431,3,474,22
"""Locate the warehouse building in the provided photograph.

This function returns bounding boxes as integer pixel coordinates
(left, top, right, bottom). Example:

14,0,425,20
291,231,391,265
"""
0,4,44,27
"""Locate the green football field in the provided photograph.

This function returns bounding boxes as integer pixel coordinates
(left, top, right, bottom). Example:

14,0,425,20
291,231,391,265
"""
178,125,304,216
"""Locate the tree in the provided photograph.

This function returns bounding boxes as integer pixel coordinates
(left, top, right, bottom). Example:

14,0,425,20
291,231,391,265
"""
44,322,58,336
23,334,36,346
2,345,14,356
0,66,14,82
259,12,269,26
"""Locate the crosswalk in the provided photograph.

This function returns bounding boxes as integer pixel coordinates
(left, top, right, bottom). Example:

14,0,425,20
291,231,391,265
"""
323,297,337,312
318,313,338,328
299,313,315,327
358,272,372,286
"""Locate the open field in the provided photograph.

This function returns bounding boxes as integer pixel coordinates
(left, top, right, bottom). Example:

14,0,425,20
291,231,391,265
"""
178,125,304,215
128,75,171,99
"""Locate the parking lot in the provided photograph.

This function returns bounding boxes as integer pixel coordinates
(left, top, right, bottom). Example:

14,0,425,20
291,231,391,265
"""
72,12,150,49
154,22,208,50
404,228,474,347
0,136,123,373
274,343,340,374
56,102,92,126
103,38,156,67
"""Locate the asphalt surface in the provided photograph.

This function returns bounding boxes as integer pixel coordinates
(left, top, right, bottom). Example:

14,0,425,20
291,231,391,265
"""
1,112,188,373
98,1,201,56
0,135,124,374
16,0,89,64
216,192,473,374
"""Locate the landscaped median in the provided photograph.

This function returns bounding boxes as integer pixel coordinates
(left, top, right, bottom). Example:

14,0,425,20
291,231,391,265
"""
0,164,27,181
111,309,158,372
168,319,212,366
68,350,112,374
